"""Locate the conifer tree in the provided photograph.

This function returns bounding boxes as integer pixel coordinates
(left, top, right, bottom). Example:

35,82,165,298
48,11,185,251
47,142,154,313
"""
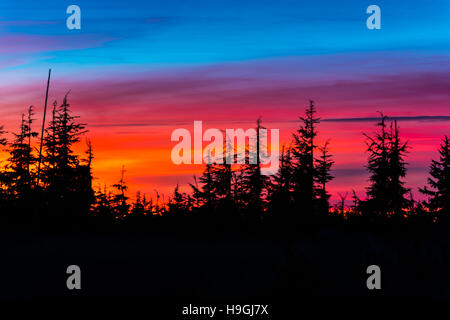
75,139,95,213
267,146,293,221
211,133,233,207
0,126,8,203
388,120,411,214
351,190,360,215
364,114,410,217
190,154,216,209
231,169,246,210
38,94,92,226
42,94,87,196
241,118,269,219
40,101,58,188
92,184,114,223
169,184,189,215
126,191,153,225
364,113,390,216
111,166,130,220
292,100,320,218
6,106,38,198
315,140,334,215
420,136,450,217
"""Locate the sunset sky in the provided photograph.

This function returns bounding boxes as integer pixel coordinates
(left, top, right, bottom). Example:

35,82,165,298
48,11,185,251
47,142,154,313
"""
0,0,449,203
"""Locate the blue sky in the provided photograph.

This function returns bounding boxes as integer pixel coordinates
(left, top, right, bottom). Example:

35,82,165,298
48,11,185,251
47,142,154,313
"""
1,0,449,69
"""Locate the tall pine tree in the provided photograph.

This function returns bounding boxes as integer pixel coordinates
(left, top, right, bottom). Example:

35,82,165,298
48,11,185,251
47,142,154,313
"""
315,140,334,216
291,100,320,219
364,114,410,217
268,146,294,223
241,118,269,220
420,136,450,218
41,94,92,226
6,106,38,199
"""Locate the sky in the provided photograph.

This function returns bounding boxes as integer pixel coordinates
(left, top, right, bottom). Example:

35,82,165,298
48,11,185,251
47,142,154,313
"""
0,0,449,203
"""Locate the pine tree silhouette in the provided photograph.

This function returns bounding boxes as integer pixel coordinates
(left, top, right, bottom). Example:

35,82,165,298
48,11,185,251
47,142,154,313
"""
210,133,235,224
291,100,332,221
0,126,8,210
111,166,130,220
267,145,294,225
420,136,450,220
388,120,411,215
315,140,334,216
240,118,269,221
42,95,87,188
190,154,216,210
6,106,38,200
336,192,348,216
126,191,154,227
92,184,114,223
75,139,95,215
168,184,189,215
292,101,319,218
39,93,92,227
363,113,410,218
350,190,360,216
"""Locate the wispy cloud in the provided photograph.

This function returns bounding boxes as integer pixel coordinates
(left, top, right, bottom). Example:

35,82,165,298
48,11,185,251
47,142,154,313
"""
0,34,116,55
322,115,450,123
0,20,59,27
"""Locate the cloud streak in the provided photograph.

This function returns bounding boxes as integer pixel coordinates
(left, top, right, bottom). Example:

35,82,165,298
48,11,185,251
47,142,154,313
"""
322,115,450,123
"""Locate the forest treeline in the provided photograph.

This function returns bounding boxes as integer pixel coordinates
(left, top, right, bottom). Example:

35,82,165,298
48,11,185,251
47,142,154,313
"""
1,95,449,232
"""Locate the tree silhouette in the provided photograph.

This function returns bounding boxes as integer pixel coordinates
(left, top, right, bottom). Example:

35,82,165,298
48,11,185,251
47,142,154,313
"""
190,157,216,210
388,120,411,215
75,139,95,214
240,118,269,220
6,106,38,201
125,191,154,227
364,113,390,217
92,184,114,223
213,137,233,207
0,126,8,208
111,166,130,220
267,146,293,224
315,140,334,216
39,94,91,226
292,100,320,220
363,113,410,218
42,95,87,191
350,190,360,216
335,192,348,216
208,134,235,223
291,100,334,221
420,136,450,220
168,184,190,216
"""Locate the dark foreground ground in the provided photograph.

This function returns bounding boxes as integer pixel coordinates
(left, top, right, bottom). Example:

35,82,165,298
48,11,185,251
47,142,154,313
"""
1,226,449,314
